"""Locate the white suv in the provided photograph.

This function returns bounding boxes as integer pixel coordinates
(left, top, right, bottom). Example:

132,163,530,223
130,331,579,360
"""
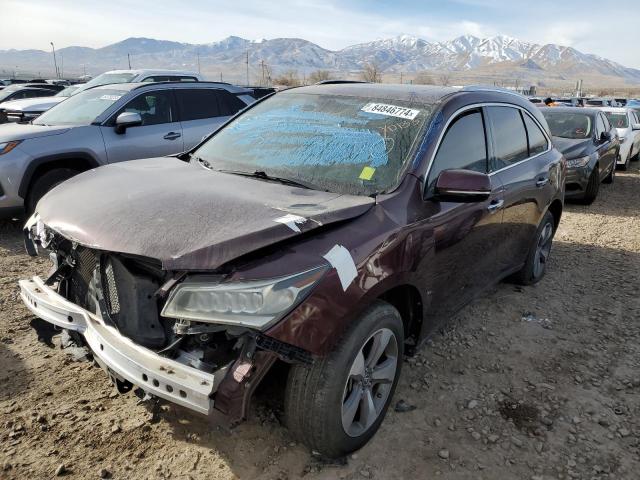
598,107,640,170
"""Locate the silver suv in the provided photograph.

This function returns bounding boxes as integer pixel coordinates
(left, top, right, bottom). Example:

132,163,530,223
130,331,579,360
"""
0,70,205,124
0,81,255,217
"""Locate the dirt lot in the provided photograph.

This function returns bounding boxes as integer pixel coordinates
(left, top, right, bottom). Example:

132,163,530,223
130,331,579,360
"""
1,164,639,480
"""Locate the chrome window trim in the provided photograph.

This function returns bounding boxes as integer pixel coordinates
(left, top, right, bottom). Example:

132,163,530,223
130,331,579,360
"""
423,102,552,194
441,189,492,195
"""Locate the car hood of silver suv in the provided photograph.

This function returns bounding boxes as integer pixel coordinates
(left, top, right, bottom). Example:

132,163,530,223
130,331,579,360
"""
0,123,71,142
0,96,65,113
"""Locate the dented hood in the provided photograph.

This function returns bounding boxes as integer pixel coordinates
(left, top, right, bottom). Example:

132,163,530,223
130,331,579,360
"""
36,157,375,270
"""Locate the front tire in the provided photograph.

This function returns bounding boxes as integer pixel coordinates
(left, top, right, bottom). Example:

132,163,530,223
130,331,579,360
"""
510,211,555,286
582,167,600,204
284,301,403,458
26,168,78,215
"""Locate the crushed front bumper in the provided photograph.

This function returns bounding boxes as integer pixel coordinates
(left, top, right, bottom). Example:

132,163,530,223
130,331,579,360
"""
19,276,225,415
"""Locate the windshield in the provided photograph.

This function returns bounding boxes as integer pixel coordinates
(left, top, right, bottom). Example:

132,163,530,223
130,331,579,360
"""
543,111,592,139
33,88,126,126
70,72,137,96
586,99,606,106
0,85,25,101
193,93,432,196
604,112,629,129
55,86,80,97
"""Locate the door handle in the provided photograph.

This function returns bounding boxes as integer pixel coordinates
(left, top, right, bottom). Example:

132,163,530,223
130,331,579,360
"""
487,199,504,213
163,132,181,140
536,177,549,187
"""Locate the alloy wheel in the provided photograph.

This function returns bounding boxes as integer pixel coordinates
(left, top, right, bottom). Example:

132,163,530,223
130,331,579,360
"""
533,222,553,278
341,328,399,437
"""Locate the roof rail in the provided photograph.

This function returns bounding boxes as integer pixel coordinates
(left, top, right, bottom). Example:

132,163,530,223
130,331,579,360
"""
131,80,232,89
461,85,528,99
314,80,370,85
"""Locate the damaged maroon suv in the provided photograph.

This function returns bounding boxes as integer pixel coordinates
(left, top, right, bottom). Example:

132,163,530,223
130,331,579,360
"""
20,84,564,457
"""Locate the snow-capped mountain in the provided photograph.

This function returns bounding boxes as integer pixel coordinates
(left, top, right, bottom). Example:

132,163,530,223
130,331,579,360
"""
1,34,638,83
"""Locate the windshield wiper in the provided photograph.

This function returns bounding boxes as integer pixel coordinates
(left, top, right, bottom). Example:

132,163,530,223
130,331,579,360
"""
216,169,317,190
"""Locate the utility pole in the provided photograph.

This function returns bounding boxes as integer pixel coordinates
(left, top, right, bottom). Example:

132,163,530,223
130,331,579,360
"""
197,52,201,74
260,59,266,86
50,42,59,78
220,72,223,82
400,72,403,84
127,53,132,69
245,50,249,86
60,52,64,78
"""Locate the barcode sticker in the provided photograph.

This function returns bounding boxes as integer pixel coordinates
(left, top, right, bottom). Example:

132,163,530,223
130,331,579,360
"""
361,103,420,120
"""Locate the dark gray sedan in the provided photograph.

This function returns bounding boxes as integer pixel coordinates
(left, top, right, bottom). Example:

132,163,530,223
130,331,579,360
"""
542,107,619,204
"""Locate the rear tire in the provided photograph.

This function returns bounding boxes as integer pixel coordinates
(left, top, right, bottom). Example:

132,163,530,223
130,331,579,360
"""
26,168,78,215
284,301,403,458
510,211,555,286
582,168,600,204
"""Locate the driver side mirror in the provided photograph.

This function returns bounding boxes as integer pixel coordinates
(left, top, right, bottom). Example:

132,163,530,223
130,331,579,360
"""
433,169,492,202
115,111,142,134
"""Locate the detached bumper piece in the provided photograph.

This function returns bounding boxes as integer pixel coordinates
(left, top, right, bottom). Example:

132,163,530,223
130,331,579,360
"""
19,276,223,415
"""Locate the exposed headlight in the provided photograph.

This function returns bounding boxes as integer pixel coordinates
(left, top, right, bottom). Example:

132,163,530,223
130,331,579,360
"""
566,155,590,168
0,140,21,155
161,266,328,329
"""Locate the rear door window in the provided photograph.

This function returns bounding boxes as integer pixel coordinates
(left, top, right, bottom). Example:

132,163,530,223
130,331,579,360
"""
175,89,222,121
427,109,488,191
487,106,529,171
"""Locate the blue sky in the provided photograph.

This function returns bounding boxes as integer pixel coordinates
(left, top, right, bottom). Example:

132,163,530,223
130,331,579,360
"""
1,0,639,68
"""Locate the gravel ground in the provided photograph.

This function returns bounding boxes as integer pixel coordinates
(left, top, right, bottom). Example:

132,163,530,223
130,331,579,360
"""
1,163,639,480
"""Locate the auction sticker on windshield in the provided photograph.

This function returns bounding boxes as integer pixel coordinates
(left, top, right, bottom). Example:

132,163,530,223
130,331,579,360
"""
361,103,420,120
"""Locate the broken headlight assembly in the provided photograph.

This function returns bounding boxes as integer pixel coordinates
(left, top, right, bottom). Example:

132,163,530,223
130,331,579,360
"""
161,266,327,330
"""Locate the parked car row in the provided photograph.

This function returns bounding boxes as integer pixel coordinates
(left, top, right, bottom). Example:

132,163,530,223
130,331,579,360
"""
539,105,640,203
531,96,634,108
17,83,566,458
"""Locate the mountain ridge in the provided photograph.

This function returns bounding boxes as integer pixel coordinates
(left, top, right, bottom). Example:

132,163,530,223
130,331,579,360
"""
1,34,638,84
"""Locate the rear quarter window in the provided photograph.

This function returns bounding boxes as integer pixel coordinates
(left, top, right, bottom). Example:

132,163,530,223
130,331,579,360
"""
217,91,247,116
522,114,548,156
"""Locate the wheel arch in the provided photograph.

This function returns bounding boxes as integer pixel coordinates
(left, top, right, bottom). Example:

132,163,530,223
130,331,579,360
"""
377,283,423,354
18,152,100,199
547,199,563,231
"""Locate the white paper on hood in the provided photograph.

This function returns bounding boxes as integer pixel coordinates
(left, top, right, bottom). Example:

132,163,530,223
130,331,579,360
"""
274,214,307,233
323,245,358,291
